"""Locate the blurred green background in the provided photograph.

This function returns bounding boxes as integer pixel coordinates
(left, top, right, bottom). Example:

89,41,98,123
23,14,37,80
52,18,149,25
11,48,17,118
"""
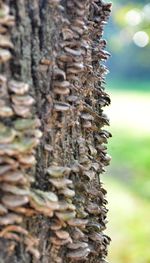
103,0,150,262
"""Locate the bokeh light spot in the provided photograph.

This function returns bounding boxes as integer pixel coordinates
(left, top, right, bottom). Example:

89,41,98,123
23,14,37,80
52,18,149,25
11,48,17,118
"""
133,31,149,47
125,9,142,26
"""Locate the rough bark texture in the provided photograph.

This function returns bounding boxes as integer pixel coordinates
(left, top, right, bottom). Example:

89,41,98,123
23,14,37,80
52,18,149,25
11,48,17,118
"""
0,0,111,262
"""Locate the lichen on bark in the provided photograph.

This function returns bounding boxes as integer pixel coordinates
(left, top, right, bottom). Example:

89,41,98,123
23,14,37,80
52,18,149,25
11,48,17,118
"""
0,0,112,262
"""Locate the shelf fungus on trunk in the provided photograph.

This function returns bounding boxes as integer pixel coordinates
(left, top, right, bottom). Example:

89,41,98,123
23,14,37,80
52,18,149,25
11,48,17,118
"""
0,1,42,259
0,0,111,262
42,0,112,262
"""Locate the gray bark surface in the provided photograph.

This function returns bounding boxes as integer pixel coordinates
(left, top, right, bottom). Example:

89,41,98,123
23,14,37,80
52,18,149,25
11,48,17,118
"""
0,1,111,262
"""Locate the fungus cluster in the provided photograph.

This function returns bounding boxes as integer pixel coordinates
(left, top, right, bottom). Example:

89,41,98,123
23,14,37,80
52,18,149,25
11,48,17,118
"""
0,0,111,261
0,2,42,256
42,0,112,262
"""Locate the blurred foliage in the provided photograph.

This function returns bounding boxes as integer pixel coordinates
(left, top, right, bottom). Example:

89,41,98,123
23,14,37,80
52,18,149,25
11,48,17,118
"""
105,0,150,81
107,78,150,92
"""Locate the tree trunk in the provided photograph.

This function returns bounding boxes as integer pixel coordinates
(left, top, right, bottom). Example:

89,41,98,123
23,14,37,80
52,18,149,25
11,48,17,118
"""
0,0,111,262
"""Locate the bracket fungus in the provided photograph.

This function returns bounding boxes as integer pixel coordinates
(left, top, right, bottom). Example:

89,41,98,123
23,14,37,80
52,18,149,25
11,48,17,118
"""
0,1,42,258
0,0,112,261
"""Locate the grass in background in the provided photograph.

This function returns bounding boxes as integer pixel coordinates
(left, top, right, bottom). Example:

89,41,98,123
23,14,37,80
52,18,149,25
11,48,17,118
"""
103,177,150,263
107,131,150,199
105,88,150,199
103,86,150,263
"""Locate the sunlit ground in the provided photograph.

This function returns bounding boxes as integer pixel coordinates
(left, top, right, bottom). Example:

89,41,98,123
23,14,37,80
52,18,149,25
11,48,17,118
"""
103,86,150,263
104,177,150,263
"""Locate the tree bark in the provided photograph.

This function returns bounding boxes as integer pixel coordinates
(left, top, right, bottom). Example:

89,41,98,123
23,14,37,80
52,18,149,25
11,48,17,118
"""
0,0,111,262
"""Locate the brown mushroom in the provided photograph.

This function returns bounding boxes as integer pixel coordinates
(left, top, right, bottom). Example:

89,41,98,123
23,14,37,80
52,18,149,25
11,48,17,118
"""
66,247,91,260
0,213,22,225
55,230,70,240
8,80,29,95
2,195,29,208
